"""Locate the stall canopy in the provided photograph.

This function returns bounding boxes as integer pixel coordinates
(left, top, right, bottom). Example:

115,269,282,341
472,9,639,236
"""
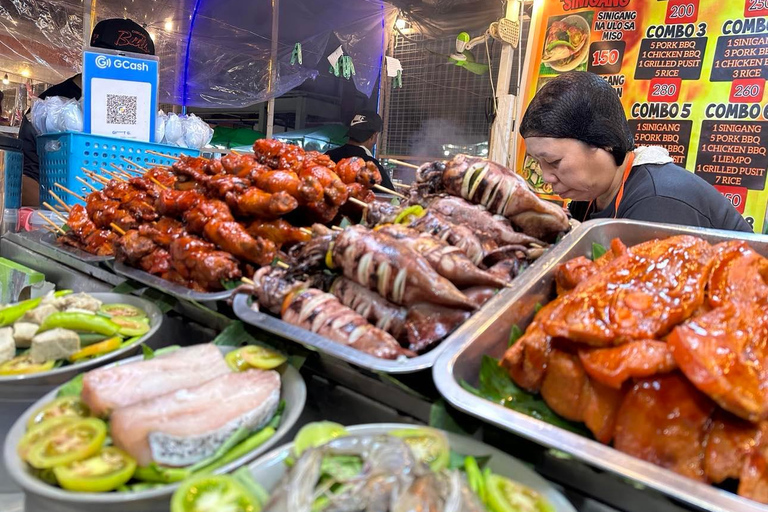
0,0,397,107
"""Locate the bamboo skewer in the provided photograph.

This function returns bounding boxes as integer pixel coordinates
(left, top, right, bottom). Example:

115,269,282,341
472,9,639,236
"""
41,225,60,236
100,168,126,181
387,158,420,170
54,183,85,202
299,227,313,236
147,176,168,190
331,226,344,232
230,149,241,156
392,182,412,189
373,184,407,199
82,169,109,185
111,163,142,176
275,261,290,269
42,202,68,224
109,223,126,236
38,213,66,234
241,276,255,286
120,157,149,172
348,197,369,208
49,190,72,212
75,176,99,192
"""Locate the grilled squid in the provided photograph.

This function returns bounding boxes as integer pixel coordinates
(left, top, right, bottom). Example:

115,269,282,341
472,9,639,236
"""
416,155,569,241
332,226,476,310
409,211,486,266
376,225,509,289
282,288,412,360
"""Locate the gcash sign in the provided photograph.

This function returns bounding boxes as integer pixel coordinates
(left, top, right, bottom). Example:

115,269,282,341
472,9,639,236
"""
83,49,159,142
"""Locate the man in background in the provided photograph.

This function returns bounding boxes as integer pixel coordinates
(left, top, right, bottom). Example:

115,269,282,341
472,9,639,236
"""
18,18,155,206
326,110,395,190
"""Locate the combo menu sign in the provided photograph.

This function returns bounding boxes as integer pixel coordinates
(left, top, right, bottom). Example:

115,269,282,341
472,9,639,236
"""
518,0,768,232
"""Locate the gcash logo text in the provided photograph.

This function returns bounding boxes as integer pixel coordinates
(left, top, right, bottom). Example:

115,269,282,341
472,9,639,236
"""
93,55,150,72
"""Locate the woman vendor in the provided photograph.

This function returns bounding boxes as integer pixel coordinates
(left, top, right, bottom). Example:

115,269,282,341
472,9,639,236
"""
520,71,752,233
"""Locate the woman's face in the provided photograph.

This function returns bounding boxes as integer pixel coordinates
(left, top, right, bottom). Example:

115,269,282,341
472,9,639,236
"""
524,137,619,202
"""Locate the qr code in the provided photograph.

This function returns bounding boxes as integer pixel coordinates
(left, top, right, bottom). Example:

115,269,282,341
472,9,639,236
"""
106,94,137,125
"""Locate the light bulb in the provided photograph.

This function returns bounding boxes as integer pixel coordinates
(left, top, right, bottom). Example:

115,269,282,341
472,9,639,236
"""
164,20,173,31
20,69,29,78
395,18,406,30
2,74,8,85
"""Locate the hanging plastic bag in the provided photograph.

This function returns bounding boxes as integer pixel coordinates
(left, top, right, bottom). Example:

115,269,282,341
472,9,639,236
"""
182,114,213,149
60,99,84,132
164,113,184,146
156,110,167,144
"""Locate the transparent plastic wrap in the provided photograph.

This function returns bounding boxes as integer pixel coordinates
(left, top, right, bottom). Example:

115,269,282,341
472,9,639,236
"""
31,96,81,134
182,113,213,149
155,110,167,144
4,0,395,107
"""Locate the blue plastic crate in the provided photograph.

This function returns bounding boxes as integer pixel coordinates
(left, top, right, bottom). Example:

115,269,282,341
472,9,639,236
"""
4,150,23,209
36,132,200,206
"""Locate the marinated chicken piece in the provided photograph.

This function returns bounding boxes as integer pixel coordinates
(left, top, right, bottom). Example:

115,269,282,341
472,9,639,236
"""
539,349,622,443
426,195,542,247
578,340,677,389
168,236,242,290
282,288,413,360
739,443,768,504
331,226,476,310
376,225,509,288
501,314,552,393
0,328,14,365
246,219,312,248
416,156,570,241
542,236,714,346
299,165,348,207
30,328,80,364
704,410,764,484
614,373,715,481
21,304,59,325
708,240,768,307
228,188,298,219
552,239,627,295
12,322,39,348
335,157,381,187
669,302,768,422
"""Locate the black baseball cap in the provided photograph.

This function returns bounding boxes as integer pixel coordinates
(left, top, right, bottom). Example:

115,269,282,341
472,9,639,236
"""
90,18,155,56
348,110,383,142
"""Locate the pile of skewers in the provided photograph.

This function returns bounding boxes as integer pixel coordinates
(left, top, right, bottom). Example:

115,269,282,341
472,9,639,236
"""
44,141,571,359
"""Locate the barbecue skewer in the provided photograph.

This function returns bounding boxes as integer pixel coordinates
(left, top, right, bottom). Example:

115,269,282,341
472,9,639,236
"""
299,228,313,236
331,226,344,232
100,168,127,181
54,183,85,202
41,225,60,236
38,213,66,235
348,197,369,208
81,169,109,185
147,176,168,190
49,190,72,212
373,184,408,199
387,158,420,170
75,176,99,192
241,276,256,286
393,182,412,189
111,163,142,176
275,261,290,269
42,202,69,224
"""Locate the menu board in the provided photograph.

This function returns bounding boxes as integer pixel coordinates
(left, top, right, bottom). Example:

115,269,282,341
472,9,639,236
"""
517,0,768,232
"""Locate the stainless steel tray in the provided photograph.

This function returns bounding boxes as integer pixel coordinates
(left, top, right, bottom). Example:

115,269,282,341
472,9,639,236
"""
39,231,114,263
232,284,518,374
246,423,576,512
4,346,307,512
433,218,768,512
113,260,234,302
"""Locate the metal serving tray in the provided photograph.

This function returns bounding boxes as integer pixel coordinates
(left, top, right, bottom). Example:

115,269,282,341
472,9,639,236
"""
433,218,768,512
38,231,114,263
232,283,522,374
113,260,234,302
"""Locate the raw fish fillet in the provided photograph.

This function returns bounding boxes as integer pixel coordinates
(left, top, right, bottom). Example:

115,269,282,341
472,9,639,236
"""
110,369,281,467
81,344,231,417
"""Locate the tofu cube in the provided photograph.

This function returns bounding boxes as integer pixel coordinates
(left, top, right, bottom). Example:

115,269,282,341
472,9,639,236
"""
30,329,80,364
21,304,58,325
12,322,39,348
0,327,14,365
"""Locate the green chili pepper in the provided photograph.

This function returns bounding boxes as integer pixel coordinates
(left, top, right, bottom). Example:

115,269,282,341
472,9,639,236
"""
78,333,112,347
545,40,576,52
53,290,73,298
0,298,42,327
38,312,120,336
133,464,190,484
193,427,276,476
394,205,425,225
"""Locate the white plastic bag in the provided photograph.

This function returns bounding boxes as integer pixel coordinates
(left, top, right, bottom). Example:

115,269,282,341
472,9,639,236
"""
164,113,184,146
60,99,83,132
182,113,214,149
155,110,167,144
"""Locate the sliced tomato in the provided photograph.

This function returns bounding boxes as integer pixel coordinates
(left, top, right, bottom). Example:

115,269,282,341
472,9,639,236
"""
389,427,450,472
0,355,55,376
171,474,260,512
485,473,554,512
100,303,147,320
17,417,78,460
69,337,121,362
225,346,287,372
293,421,348,457
27,396,90,429
26,418,107,469
53,447,137,492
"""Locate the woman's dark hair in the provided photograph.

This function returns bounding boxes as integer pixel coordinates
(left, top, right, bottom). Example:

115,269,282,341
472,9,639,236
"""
519,71,634,166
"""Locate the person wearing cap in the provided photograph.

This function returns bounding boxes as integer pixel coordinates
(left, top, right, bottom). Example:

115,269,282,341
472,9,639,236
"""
18,18,155,206
325,110,395,190
520,71,751,233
